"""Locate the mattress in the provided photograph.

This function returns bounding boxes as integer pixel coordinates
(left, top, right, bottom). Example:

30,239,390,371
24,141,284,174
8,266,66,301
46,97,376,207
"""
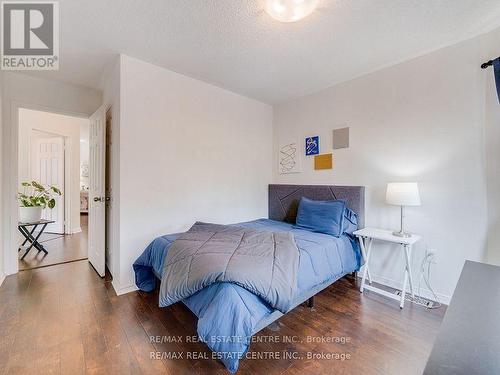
133,218,361,373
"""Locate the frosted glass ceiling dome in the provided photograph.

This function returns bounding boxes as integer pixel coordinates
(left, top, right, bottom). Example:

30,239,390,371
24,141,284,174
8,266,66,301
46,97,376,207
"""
264,0,319,23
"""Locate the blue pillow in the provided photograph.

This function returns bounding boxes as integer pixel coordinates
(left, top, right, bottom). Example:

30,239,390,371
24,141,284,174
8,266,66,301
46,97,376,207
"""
294,197,347,237
342,208,358,234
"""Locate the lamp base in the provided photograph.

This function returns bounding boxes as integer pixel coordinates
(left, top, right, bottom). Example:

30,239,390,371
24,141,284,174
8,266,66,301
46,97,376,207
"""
393,231,412,238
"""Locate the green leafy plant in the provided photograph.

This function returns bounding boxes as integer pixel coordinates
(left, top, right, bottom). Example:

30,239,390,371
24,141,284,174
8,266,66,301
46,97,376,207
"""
18,181,62,209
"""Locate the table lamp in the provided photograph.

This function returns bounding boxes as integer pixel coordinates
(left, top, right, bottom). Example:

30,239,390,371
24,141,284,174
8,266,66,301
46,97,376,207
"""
386,182,421,238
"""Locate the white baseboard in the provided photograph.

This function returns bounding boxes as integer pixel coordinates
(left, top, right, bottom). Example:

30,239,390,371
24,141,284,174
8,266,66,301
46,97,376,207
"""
357,273,451,305
0,273,6,287
71,227,82,234
112,280,139,296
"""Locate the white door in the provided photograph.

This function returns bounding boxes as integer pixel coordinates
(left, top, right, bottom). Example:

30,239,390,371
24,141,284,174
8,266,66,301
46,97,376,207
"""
33,137,65,234
88,106,106,277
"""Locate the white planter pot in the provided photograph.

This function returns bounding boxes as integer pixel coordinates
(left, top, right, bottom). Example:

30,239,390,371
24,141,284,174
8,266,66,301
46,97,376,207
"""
19,206,43,223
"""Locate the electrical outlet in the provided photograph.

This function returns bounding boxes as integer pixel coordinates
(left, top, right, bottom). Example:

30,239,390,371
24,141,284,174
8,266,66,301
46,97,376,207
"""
426,248,437,264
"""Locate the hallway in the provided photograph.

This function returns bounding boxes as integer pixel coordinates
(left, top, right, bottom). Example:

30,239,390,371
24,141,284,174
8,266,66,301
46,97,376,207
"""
18,214,88,271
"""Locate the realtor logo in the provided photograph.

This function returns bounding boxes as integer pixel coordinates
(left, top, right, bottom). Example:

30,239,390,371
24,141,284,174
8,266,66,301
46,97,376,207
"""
1,1,59,70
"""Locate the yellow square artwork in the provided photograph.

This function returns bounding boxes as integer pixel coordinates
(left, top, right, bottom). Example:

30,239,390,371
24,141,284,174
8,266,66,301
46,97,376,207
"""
314,153,333,170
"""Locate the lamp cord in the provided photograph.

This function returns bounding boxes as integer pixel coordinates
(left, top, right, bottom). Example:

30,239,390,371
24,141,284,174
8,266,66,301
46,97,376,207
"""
417,252,442,309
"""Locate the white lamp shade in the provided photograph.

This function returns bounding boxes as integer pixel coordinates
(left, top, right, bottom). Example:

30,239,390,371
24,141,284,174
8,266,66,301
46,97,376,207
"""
386,182,421,206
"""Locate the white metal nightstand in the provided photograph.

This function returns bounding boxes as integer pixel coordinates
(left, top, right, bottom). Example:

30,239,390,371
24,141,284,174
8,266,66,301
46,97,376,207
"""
353,227,421,308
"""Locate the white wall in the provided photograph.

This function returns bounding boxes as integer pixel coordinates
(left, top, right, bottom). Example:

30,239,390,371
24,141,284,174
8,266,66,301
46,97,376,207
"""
115,55,273,292
482,30,500,266
18,108,89,233
1,72,101,275
273,27,500,303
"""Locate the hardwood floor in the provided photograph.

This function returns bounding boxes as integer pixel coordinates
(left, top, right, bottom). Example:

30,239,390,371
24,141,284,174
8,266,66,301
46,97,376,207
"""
0,260,445,375
18,214,88,271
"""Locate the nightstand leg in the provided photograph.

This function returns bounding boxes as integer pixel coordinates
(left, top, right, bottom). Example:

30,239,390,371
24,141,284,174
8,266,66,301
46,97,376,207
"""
400,266,408,309
400,244,416,308
404,245,415,297
366,239,373,284
359,237,373,293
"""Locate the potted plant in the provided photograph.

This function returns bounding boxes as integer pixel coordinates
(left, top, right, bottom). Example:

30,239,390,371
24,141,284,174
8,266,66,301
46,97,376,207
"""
18,181,62,223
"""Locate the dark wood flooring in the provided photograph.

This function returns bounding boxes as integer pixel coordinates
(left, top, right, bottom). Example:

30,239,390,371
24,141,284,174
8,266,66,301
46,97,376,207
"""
0,260,445,375
18,214,88,271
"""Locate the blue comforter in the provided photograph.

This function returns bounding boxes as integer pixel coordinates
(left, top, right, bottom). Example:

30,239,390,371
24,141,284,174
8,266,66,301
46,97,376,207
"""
133,219,361,373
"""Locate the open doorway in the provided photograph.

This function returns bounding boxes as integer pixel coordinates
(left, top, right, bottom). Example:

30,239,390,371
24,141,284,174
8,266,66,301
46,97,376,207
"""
17,108,90,270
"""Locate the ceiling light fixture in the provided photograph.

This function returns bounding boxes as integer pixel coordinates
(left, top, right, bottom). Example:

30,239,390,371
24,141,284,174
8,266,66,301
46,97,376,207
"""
264,0,319,23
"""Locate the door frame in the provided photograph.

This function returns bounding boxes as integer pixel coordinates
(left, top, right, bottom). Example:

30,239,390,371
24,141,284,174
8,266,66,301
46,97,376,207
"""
5,101,89,275
29,131,70,234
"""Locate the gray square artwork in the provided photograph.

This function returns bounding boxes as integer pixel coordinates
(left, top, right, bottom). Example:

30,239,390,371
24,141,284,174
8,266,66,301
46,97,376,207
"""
333,127,349,149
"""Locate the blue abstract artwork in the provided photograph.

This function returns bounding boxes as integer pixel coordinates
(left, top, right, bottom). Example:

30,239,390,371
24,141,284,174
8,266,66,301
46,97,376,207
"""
305,136,320,156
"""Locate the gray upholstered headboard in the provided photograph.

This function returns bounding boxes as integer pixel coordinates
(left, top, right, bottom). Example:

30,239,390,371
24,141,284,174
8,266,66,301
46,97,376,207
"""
268,184,365,228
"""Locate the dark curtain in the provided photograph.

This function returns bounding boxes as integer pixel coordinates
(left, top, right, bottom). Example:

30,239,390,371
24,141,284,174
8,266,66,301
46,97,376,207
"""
494,58,500,103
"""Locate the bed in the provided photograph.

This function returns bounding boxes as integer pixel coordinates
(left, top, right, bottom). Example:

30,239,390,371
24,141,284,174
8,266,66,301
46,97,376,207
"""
133,184,365,373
